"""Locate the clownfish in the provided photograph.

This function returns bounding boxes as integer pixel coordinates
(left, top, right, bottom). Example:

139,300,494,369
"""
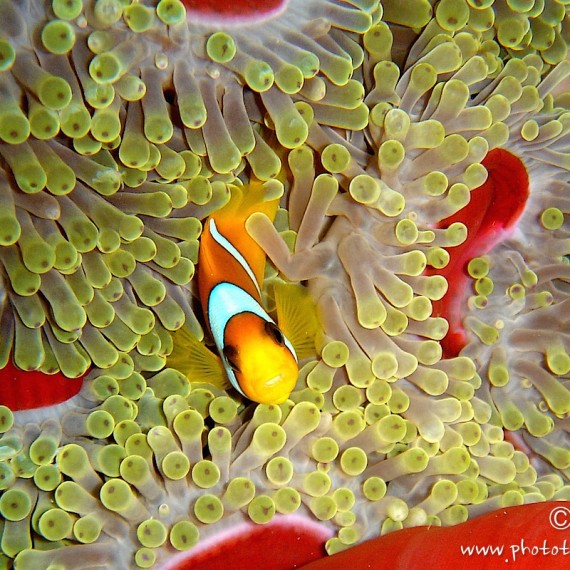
168,181,317,405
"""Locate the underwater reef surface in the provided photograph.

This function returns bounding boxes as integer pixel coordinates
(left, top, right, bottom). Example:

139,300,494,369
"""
0,0,568,567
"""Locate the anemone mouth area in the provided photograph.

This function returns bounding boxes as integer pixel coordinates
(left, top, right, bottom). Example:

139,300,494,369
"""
182,0,288,25
158,515,332,570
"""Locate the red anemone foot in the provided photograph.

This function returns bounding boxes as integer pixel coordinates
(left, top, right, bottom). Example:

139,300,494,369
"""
301,502,570,570
160,515,331,570
182,0,287,24
0,360,84,411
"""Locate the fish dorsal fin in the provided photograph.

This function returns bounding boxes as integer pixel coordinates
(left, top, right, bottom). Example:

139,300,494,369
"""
273,281,319,360
166,326,229,389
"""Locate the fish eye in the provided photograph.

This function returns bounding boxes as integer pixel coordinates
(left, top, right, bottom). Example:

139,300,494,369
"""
264,321,285,346
223,345,241,373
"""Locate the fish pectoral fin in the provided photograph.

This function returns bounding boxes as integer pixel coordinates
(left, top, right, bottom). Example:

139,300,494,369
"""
273,280,319,360
166,326,229,389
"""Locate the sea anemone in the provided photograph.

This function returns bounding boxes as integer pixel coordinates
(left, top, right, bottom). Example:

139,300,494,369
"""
459,68,570,476
0,0,377,386
0,0,569,568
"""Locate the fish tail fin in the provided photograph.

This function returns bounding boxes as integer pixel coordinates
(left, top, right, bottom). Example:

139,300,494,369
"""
219,180,281,224
166,326,229,389
272,280,319,360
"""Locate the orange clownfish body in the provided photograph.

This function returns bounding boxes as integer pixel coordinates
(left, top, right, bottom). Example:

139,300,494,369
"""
196,183,299,404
